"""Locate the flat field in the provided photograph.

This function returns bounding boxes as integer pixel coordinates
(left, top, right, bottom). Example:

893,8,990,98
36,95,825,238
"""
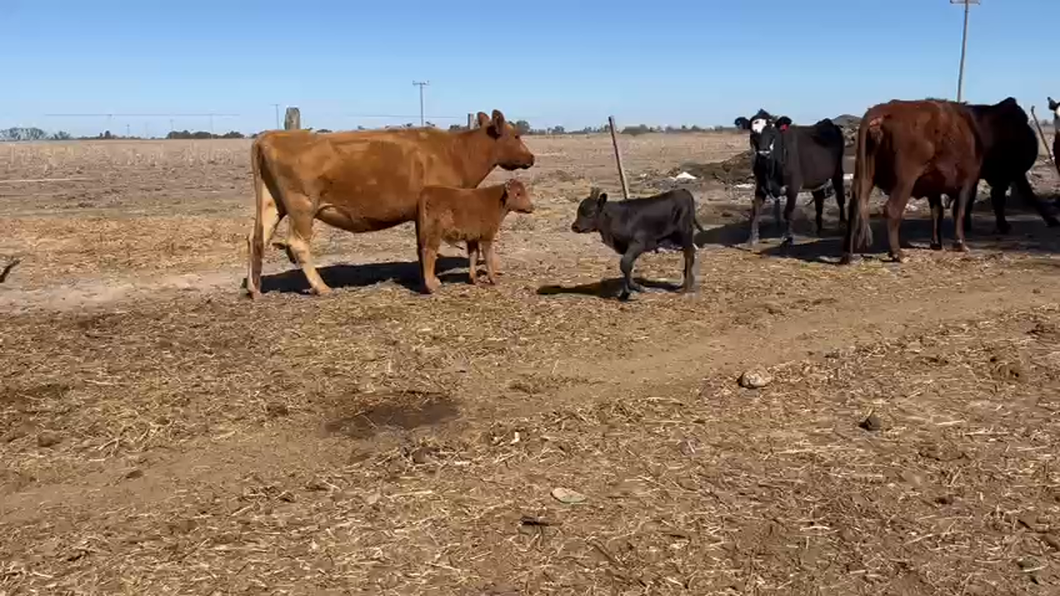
2,132,1060,595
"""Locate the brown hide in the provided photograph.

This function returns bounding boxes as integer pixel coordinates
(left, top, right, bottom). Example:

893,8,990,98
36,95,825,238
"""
245,109,535,297
843,99,983,263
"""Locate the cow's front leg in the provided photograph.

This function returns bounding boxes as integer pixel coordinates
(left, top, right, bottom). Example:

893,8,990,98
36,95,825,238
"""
747,191,765,248
618,241,646,300
781,190,797,245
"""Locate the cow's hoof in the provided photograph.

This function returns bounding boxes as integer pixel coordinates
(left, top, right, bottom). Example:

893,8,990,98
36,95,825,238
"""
951,242,968,253
930,242,942,251
311,286,333,296
629,282,646,293
889,251,904,263
838,254,853,265
780,236,794,247
618,291,632,302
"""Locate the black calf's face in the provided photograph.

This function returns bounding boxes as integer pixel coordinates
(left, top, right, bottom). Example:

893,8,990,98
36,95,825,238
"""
571,191,607,233
1051,96,1060,124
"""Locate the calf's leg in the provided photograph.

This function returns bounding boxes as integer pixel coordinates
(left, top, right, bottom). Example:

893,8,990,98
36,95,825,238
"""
618,241,646,301
481,240,498,285
680,238,696,293
421,235,442,293
466,241,480,284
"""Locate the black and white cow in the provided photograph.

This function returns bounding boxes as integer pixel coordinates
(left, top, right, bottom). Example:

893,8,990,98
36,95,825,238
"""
570,187,705,301
734,109,847,248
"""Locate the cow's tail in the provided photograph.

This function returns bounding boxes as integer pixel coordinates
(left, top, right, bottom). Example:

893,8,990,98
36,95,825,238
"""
245,137,268,297
850,115,880,252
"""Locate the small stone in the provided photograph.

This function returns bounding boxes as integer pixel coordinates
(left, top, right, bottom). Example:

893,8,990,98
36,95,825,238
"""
859,413,883,432
266,402,290,417
551,487,587,504
124,468,144,480
410,448,431,465
738,368,773,389
1041,533,1060,551
36,431,62,448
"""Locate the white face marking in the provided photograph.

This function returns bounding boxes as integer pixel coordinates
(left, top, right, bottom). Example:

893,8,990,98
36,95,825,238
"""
750,118,767,134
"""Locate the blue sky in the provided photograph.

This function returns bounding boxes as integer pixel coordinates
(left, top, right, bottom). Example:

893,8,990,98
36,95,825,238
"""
1,0,1055,136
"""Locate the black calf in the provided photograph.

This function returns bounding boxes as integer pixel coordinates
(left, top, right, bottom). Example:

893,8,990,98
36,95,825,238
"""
734,109,847,248
570,187,705,301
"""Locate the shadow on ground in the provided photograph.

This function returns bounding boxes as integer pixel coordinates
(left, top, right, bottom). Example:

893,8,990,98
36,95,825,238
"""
258,256,467,294
538,277,684,300
696,195,1060,264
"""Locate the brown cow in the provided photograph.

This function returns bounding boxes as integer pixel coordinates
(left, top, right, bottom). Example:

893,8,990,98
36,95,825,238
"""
416,179,534,294
244,109,535,297
842,99,984,264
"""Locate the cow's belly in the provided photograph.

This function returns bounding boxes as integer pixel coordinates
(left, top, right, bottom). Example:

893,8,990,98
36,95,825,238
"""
316,205,402,233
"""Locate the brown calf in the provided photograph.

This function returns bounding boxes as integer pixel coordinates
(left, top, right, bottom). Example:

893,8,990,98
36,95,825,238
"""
413,180,530,292
416,179,535,294
842,99,984,263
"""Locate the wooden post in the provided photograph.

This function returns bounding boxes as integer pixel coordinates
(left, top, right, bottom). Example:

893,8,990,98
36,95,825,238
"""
1030,106,1056,172
467,113,474,130
284,107,301,131
608,115,630,200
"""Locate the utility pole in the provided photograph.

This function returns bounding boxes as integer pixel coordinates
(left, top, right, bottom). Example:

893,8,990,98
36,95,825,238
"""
950,0,980,103
412,80,430,127
271,103,280,129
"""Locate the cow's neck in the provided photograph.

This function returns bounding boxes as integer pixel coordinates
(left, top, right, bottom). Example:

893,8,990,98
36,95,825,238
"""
453,129,499,187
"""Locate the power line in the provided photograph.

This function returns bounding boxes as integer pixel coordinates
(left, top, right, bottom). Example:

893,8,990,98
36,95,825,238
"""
412,81,430,126
950,0,980,103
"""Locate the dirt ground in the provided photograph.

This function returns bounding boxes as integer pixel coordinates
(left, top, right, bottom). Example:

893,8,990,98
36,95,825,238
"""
2,132,1060,595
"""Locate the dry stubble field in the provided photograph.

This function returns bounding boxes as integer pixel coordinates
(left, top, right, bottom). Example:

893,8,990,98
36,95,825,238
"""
2,132,1060,595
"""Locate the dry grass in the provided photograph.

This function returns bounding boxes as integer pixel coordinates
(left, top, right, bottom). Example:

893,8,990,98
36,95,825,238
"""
1,133,1060,594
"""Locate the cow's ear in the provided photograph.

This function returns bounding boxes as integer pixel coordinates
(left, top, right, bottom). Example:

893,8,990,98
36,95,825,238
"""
734,117,750,130
491,110,508,134
476,112,491,129
1050,97,1059,111
776,116,792,130
597,192,608,206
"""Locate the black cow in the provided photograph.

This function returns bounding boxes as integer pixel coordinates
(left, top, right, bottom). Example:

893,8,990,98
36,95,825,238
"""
570,187,705,301
734,109,847,248
956,97,1059,233
1050,96,1060,178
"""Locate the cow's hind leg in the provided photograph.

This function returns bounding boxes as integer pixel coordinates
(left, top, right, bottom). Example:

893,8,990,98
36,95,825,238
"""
988,182,1011,235
952,179,976,252
884,180,914,262
811,188,827,236
833,171,847,225
928,195,944,250
245,185,287,297
1013,174,1060,228
285,209,332,295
